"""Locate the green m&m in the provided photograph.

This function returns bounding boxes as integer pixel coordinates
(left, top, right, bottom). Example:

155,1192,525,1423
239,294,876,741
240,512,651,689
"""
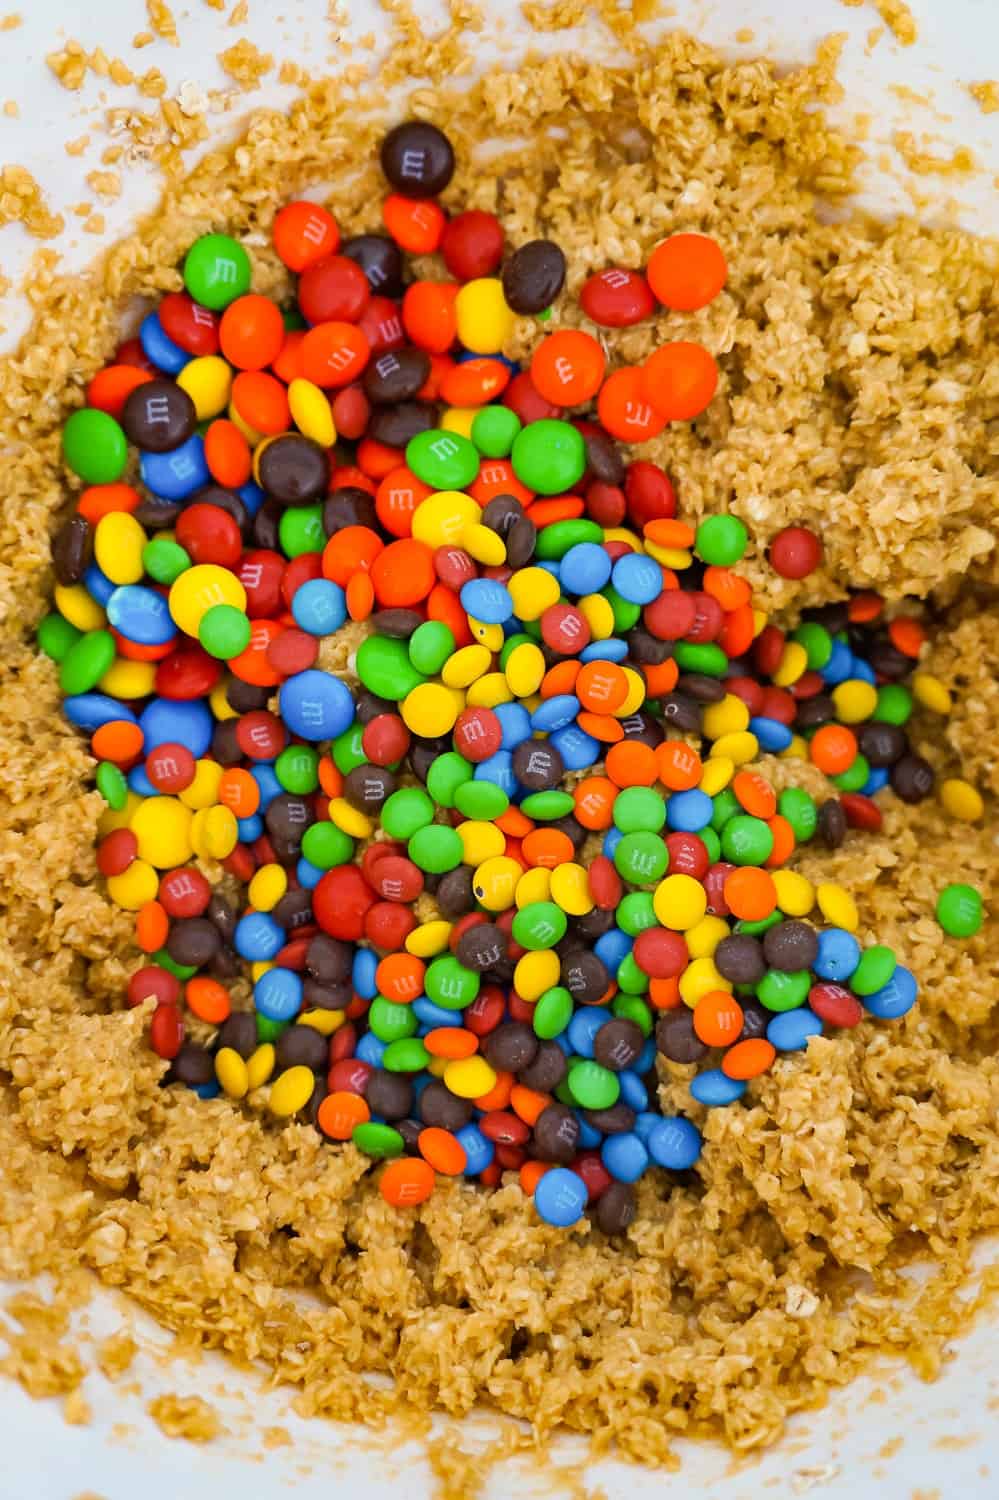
757,969,811,1011
936,884,983,938
356,634,426,700
425,751,473,808
512,901,567,951
382,1038,431,1073
871,683,913,725
408,620,455,676
37,613,82,662
198,603,251,659
351,1122,404,1158
425,955,479,1010
408,823,464,873
300,820,353,870
612,993,653,1036
601,584,641,633
155,948,197,981
615,951,649,995
616,891,658,935
96,760,128,810
332,724,367,775
382,787,435,840
183,232,252,310
850,945,897,995
695,513,747,566
567,1059,620,1110
279,504,324,557
533,985,573,1040
792,621,833,670
614,831,669,884
142,537,191,585
534,519,603,560
511,419,586,496
62,408,128,485
471,403,521,457
59,628,115,694
721,814,774,866
778,787,818,842
275,745,319,794
453,779,509,819
256,1013,288,1043
832,753,870,793
673,641,729,676
369,996,418,1044
613,786,666,833
406,429,480,490
710,788,741,831
519,790,574,821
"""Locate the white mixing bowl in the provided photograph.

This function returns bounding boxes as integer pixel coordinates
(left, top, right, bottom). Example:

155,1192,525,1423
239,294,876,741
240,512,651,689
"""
0,2,996,1495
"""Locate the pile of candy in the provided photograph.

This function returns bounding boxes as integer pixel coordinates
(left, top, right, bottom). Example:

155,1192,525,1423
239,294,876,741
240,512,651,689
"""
40,120,986,1232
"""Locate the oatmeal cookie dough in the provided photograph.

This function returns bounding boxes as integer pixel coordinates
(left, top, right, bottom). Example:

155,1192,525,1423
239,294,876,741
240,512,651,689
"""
0,8,997,1480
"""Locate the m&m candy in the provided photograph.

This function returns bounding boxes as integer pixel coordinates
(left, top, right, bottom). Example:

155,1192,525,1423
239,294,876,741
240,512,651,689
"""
44,114,975,1240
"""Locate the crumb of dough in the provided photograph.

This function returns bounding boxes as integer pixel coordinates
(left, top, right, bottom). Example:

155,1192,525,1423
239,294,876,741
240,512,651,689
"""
792,1469,841,1495
147,0,179,45
278,60,308,85
893,131,977,174
65,135,91,156
158,100,212,161
97,1331,137,1380
176,79,210,117
137,67,168,99
218,38,273,87
0,1331,86,1399
262,1425,293,1448
46,42,91,91
890,83,933,108
85,171,122,201
521,0,590,29
3,99,17,116
147,1394,223,1441
784,1284,820,1318
876,0,916,42
0,11,21,27
866,25,884,49
46,43,137,92
132,31,155,48
229,0,249,24
0,166,65,238
64,1389,92,1425
968,81,999,114
428,1429,533,1500
0,7,998,1493
74,1493,108,1500
839,0,916,42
